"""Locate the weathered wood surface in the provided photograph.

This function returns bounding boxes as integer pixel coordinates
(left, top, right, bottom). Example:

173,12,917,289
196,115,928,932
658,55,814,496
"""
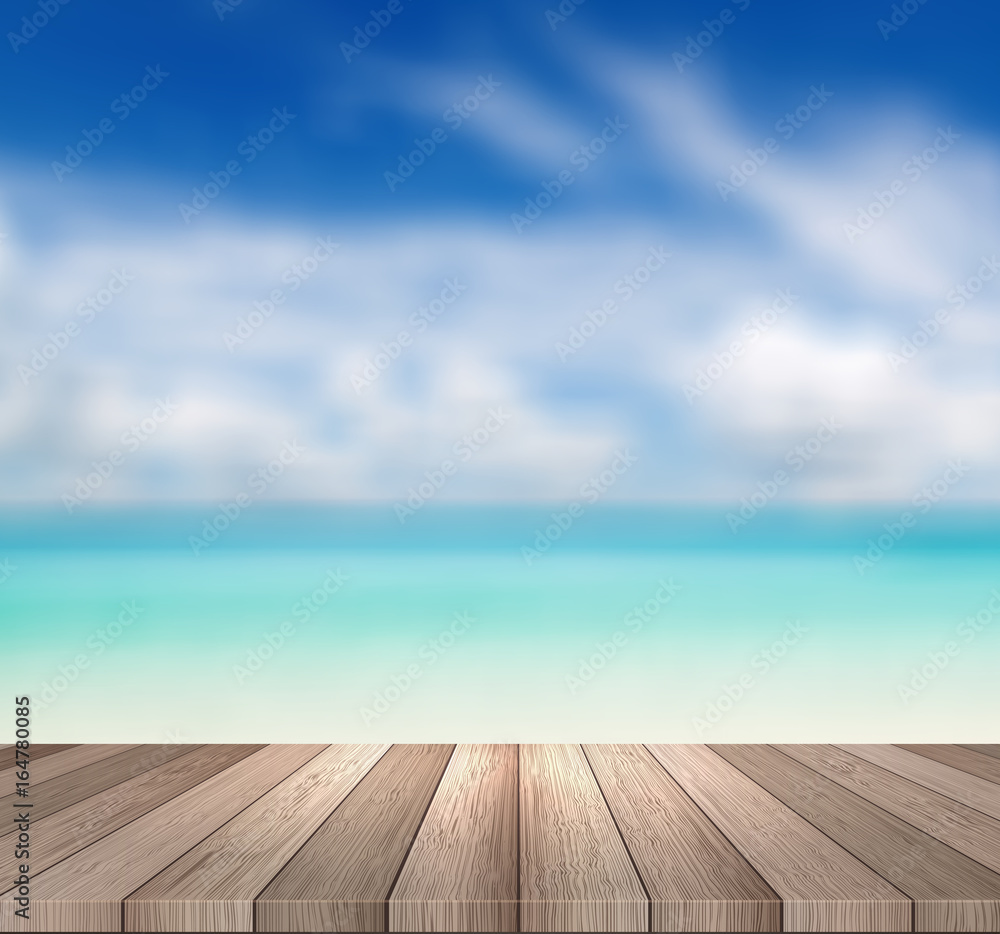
3,744,1000,932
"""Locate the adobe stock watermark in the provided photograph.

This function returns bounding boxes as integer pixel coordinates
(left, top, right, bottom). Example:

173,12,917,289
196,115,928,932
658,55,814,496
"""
340,0,414,63
51,66,169,181
62,398,179,512
360,611,475,724
233,569,349,684
878,0,931,39
726,416,843,532
692,619,808,736
178,107,296,223
7,0,72,53
566,577,681,694
394,407,511,523
521,448,639,565
555,246,671,361
897,587,1000,704
672,0,752,73
350,277,467,392
852,459,970,574
223,236,339,352
213,0,248,21
385,75,501,191
0,559,16,585
510,117,629,234
717,85,833,200
843,126,960,243
34,602,145,710
188,440,306,555
17,269,135,386
683,288,798,403
887,255,999,371
545,0,586,30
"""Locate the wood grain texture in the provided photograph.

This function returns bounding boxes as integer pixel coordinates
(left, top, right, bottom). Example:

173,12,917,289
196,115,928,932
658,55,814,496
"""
896,744,1000,785
6,743,1000,933
0,744,265,895
583,744,779,932
126,744,389,932
961,745,1000,761
777,744,1000,875
0,744,326,932
257,744,455,933
841,744,1000,820
0,742,138,790
647,744,910,932
0,743,201,823
1,744,78,769
390,744,518,933
714,744,1000,932
519,744,647,933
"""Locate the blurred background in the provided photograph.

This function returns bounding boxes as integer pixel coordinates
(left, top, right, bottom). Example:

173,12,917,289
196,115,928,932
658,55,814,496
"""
2,0,999,505
3,1,999,741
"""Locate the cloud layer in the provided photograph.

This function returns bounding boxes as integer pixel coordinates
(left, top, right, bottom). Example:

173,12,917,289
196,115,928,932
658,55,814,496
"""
2,50,999,504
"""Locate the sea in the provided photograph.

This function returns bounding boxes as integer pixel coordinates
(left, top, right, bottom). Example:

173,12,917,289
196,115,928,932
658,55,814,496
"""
1,503,997,742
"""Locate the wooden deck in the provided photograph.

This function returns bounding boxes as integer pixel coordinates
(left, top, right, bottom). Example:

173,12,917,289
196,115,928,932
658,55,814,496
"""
2,744,999,932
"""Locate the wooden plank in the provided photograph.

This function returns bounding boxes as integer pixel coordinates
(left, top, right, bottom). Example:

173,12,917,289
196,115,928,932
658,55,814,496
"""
27,744,80,760
715,744,1000,932
519,744,647,933
126,744,389,933
583,744,779,932
896,744,1000,785
0,743,138,789
1,744,79,769
0,744,264,895
777,744,1000,876
841,744,1000,821
647,744,909,932
961,745,1000,761
257,744,455,933
0,743,201,823
0,744,326,932
389,744,518,933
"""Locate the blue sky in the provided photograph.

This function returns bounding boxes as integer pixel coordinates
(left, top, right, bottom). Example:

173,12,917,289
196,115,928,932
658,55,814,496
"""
2,0,999,503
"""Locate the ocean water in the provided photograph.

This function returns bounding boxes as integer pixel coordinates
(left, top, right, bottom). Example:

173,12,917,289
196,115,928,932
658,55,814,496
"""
1,504,997,742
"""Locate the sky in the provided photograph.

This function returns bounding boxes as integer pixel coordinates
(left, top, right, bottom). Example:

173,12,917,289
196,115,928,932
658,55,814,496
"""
2,0,999,504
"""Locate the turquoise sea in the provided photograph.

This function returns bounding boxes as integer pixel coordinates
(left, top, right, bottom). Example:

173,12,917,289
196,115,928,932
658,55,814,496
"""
1,504,997,742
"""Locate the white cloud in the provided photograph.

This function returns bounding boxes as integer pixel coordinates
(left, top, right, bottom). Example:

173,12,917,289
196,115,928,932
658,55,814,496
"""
4,58,1000,502
324,57,589,172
